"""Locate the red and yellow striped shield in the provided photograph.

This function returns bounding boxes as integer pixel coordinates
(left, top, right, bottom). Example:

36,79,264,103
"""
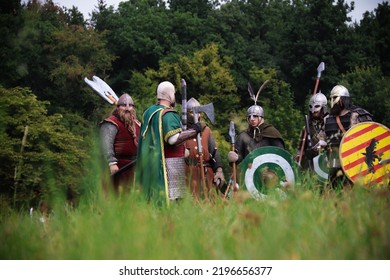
340,122,390,187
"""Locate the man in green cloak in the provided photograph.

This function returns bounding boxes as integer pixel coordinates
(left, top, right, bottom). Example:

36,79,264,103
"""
136,81,201,206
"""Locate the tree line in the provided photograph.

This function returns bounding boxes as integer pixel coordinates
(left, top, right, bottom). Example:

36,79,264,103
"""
1,0,389,209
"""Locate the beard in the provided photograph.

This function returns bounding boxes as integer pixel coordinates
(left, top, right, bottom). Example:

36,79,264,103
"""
186,112,194,126
118,108,137,138
310,111,322,120
330,103,343,116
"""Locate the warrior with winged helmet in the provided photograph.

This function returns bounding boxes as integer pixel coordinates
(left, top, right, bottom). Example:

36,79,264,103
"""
228,81,285,165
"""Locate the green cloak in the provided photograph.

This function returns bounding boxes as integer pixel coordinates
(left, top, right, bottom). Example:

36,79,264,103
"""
136,104,182,206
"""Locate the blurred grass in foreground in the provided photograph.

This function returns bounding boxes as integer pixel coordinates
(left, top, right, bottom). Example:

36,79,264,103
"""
1,177,389,260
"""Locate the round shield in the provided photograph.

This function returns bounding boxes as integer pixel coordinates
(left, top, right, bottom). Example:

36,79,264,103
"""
239,146,298,200
313,152,329,183
340,122,390,187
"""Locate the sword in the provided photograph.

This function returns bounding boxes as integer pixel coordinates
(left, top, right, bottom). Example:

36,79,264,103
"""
111,160,136,177
181,79,187,130
304,114,314,171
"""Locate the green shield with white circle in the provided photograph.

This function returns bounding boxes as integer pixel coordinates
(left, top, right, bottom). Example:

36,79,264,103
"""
239,147,299,200
312,152,329,183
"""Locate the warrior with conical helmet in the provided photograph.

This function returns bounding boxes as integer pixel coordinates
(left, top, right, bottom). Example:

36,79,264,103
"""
184,98,226,198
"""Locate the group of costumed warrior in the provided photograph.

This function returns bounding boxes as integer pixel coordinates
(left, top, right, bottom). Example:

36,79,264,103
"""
86,62,389,206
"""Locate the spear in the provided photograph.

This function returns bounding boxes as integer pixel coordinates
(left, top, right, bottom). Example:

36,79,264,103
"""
225,121,237,198
298,62,325,166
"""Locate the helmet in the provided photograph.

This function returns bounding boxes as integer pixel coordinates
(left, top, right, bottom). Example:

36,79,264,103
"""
330,85,349,108
117,93,134,107
187,97,200,112
157,81,175,104
247,105,264,118
186,98,201,125
309,92,327,114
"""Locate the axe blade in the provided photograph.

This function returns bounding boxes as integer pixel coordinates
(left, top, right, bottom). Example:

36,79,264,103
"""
193,103,215,124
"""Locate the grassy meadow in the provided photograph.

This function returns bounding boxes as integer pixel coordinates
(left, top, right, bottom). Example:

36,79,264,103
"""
1,173,389,260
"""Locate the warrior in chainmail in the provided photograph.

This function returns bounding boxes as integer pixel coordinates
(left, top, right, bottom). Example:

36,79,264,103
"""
324,85,373,189
296,92,328,169
100,93,140,192
136,81,202,206
228,103,285,165
184,98,226,198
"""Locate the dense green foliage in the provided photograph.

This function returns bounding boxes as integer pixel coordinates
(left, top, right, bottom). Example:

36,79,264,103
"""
0,0,389,207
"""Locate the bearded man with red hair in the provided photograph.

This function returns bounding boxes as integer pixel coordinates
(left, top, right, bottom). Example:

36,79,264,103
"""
100,93,140,192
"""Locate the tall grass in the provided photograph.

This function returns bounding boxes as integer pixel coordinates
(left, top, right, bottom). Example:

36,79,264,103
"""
1,175,389,260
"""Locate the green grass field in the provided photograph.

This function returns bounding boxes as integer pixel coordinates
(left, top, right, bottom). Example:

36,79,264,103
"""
1,178,389,260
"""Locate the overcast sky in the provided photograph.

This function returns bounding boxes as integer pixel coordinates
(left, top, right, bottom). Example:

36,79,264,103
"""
23,0,387,22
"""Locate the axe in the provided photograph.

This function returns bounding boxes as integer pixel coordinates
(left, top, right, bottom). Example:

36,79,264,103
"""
84,75,119,105
192,103,215,125
192,103,215,199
